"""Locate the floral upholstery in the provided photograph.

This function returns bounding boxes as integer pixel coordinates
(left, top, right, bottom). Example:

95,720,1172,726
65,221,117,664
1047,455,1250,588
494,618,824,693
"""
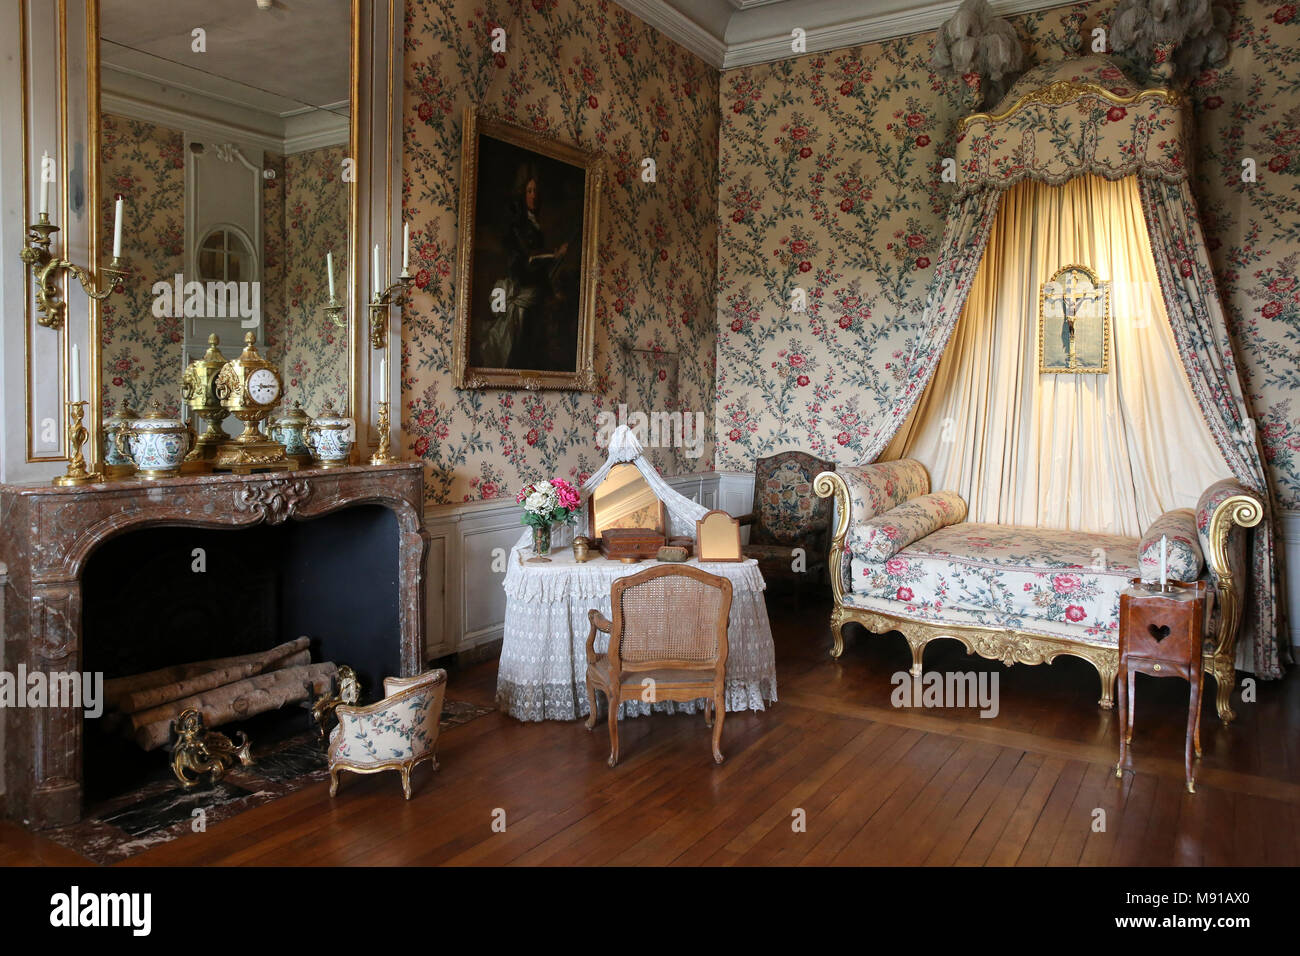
1138,509,1203,583
839,459,931,527
849,491,967,562
328,669,448,800
750,451,836,545
849,523,1142,646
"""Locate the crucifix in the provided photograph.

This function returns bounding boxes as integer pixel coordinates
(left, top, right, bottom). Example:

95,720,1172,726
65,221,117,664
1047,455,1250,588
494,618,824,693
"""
1050,269,1105,369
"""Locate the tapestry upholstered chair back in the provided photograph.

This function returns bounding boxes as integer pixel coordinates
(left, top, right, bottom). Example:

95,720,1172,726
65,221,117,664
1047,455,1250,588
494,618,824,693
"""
584,565,732,766
738,450,837,590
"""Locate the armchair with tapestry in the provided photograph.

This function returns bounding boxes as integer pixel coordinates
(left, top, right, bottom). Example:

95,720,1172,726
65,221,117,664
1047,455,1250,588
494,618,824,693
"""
737,451,837,591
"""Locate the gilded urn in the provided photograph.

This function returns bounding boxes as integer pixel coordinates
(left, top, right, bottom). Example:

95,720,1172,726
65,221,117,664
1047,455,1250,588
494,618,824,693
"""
117,402,194,478
304,399,354,468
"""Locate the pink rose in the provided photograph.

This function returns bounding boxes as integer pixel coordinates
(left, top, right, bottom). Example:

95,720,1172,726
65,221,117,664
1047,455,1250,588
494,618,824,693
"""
1065,605,1086,622
1052,573,1082,594
885,558,907,575
896,586,913,601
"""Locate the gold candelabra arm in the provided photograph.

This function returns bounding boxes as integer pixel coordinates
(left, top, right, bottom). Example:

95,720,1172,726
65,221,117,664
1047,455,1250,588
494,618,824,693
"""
19,214,130,329
322,292,347,328
368,274,414,350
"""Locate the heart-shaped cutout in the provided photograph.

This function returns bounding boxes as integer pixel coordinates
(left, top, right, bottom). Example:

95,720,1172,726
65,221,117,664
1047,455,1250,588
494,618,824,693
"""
1148,623,1171,642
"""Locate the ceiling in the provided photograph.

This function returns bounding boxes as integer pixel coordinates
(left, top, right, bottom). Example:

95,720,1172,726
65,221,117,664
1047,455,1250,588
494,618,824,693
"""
618,0,1073,68
100,0,350,111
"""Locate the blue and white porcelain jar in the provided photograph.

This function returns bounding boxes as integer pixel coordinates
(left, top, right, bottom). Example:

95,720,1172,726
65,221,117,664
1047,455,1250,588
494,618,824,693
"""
305,400,354,468
269,400,313,462
117,402,193,479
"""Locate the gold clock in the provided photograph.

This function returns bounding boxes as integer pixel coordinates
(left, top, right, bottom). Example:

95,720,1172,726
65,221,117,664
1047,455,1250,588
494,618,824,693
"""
212,331,291,473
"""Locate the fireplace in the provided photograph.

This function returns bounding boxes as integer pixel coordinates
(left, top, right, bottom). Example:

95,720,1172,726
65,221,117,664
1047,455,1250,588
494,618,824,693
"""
0,463,427,827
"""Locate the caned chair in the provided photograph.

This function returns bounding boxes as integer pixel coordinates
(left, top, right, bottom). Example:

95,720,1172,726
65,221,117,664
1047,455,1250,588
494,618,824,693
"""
327,668,447,800
585,565,732,767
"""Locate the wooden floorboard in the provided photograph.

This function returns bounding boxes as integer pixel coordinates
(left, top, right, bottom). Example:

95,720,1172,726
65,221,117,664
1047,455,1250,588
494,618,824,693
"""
2,595,1296,866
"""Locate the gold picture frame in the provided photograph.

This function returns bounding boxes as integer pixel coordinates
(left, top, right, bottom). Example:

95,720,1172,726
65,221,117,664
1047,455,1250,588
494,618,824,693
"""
453,108,602,391
1038,264,1110,375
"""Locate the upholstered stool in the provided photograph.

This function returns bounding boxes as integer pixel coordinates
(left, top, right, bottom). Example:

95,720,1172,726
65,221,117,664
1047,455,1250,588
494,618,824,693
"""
1115,579,1208,793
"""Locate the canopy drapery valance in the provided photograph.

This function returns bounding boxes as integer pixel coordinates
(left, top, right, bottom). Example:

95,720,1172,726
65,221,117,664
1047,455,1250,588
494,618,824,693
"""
870,55,1286,678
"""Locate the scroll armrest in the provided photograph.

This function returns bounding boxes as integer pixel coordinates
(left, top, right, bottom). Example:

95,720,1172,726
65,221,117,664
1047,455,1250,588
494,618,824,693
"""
813,471,851,604
586,609,612,664
1198,482,1264,661
736,512,755,527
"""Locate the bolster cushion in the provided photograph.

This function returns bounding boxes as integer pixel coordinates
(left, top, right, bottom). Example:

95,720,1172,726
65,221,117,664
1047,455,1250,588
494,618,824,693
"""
849,491,968,562
1139,509,1204,583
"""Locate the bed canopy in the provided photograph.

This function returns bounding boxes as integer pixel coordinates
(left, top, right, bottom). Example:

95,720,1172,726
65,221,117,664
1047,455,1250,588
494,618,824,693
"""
873,55,1285,677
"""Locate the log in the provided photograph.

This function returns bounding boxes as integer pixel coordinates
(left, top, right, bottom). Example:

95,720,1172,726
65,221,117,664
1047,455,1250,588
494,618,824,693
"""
104,637,312,710
114,650,312,715
133,662,339,752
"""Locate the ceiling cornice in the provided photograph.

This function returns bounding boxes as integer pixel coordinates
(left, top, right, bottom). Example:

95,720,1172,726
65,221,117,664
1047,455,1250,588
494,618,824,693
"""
616,0,1075,70
615,0,729,66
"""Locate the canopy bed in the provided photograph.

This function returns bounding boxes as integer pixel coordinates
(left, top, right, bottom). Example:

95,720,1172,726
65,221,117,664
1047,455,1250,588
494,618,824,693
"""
815,55,1286,719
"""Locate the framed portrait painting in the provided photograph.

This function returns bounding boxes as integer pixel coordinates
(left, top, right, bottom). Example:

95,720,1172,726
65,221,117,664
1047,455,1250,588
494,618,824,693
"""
1038,264,1110,374
453,108,602,390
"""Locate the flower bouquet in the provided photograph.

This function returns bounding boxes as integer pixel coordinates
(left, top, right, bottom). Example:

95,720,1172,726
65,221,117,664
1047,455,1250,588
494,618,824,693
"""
516,478,581,561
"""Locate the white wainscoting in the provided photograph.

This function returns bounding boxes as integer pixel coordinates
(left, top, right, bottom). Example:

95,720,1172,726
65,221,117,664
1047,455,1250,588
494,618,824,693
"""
1279,510,1300,652
422,471,756,661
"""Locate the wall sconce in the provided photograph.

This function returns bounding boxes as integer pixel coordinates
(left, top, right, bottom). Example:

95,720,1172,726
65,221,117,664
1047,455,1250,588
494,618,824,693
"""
20,212,130,330
368,272,412,350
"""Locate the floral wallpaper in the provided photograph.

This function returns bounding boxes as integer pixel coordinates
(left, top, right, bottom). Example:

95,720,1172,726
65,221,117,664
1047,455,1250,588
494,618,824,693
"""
98,114,348,422
98,113,187,418
401,0,719,503
714,0,1300,512
265,145,351,416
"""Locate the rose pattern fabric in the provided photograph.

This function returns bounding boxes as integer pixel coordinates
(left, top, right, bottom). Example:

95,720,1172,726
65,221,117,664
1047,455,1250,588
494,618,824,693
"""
1195,479,1259,601
849,522,1143,644
840,459,931,524
1138,508,1204,582
849,490,968,562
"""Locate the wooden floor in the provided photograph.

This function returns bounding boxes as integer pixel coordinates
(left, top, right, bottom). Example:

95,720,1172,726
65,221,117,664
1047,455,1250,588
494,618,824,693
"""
3,595,1298,866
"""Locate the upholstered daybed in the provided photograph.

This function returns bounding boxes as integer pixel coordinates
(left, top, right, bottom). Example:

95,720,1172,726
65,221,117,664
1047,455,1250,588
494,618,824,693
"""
814,460,1263,720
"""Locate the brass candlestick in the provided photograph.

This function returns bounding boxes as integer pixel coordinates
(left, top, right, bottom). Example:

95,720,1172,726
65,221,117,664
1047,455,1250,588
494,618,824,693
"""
53,401,103,486
20,213,130,330
369,400,399,465
368,272,413,349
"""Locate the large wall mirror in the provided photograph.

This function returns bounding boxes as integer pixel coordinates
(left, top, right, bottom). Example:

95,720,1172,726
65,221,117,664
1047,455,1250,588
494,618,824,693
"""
94,0,358,451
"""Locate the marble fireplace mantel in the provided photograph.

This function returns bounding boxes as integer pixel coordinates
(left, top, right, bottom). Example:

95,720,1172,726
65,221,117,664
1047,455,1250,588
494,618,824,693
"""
0,462,427,827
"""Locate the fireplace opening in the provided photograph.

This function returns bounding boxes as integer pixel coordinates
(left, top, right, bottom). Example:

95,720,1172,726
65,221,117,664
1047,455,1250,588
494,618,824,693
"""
80,504,400,804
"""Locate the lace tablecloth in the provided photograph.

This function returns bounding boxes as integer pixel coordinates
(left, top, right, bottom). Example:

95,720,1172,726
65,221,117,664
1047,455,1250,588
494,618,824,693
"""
496,550,777,721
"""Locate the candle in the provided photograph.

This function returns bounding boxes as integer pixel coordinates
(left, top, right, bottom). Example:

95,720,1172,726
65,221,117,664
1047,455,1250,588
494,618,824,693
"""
379,357,387,392
1159,535,1168,589
373,243,381,296
326,251,335,300
112,196,124,259
70,343,81,403
39,150,50,217
402,222,410,274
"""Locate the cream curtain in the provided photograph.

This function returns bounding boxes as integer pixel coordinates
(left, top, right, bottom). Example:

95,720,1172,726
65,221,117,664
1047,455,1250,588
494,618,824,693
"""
885,174,1232,537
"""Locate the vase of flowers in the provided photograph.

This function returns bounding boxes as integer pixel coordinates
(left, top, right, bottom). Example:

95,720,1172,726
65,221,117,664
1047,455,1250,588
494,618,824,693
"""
516,478,581,562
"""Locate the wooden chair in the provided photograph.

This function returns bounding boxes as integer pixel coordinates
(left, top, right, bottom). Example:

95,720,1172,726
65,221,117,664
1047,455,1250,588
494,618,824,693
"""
585,565,733,767
737,450,836,591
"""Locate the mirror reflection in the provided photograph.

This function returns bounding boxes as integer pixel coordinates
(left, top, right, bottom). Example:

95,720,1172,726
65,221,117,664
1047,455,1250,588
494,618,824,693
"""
589,463,667,539
97,0,352,431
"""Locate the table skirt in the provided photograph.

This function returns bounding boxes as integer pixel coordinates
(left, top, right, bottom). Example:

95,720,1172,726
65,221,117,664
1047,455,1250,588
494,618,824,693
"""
496,555,778,722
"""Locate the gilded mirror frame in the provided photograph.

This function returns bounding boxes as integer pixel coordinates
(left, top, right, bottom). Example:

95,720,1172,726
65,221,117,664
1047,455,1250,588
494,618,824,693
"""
82,0,386,470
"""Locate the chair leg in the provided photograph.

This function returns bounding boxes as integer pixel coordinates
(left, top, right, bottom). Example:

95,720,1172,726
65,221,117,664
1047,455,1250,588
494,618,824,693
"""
400,764,413,800
704,698,713,728
712,695,725,765
607,691,621,768
329,767,340,797
1115,660,1128,778
585,680,599,730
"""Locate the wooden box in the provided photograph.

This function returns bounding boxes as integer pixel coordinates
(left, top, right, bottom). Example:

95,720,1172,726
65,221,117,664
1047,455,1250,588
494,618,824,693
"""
599,528,665,561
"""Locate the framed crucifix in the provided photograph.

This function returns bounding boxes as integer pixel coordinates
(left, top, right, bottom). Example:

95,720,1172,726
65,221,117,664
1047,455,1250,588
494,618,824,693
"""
1038,264,1110,374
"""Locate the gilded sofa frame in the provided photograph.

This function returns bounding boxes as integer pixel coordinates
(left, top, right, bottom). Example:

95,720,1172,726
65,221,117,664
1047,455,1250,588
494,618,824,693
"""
813,472,1262,722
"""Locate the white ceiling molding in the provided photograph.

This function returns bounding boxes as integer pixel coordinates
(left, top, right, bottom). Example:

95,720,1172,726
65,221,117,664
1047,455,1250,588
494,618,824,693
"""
615,0,1074,69
614,0,729,66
